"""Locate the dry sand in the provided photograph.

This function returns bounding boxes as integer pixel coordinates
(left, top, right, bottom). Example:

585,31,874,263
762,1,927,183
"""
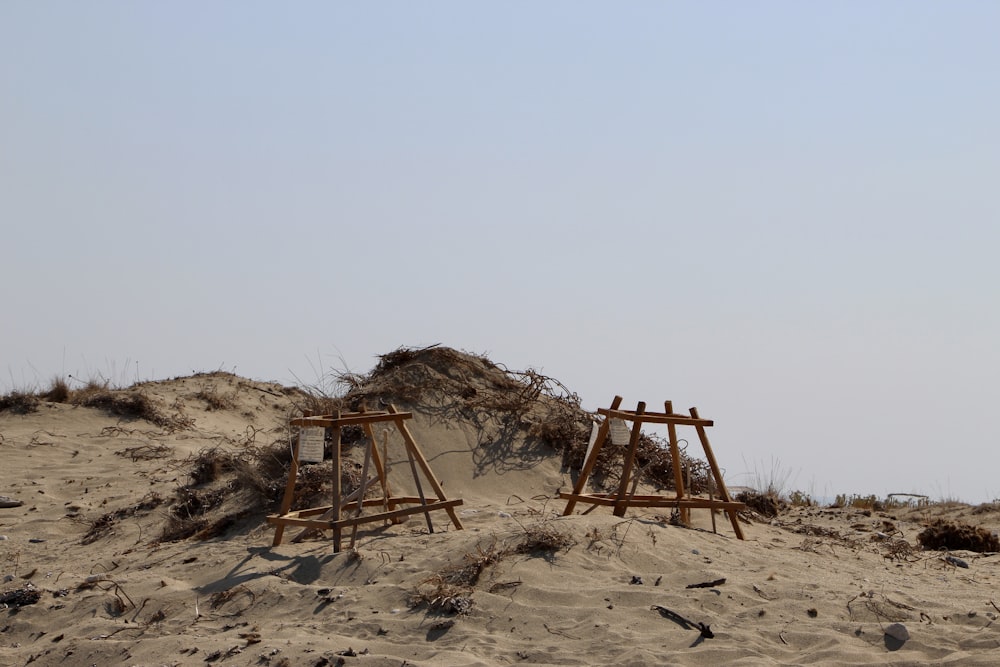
3,357,1000,666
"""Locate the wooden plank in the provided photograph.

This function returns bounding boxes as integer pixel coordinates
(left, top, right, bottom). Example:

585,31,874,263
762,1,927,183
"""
563,396,622,516
597,408,713,428
267,499,464,532
333,499,463,529
290,412,413,428
266,517,341,531
269,496,446,522
558,492,745,511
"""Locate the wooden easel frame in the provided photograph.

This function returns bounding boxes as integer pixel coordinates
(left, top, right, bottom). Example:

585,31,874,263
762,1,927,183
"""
267,404,463,552
560,396,745,540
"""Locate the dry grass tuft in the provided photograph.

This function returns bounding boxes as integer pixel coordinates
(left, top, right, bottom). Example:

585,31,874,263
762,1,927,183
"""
43,377,70,403
510,519,575,555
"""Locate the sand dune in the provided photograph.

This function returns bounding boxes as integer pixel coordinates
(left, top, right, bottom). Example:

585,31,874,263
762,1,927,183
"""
3,350,1000,666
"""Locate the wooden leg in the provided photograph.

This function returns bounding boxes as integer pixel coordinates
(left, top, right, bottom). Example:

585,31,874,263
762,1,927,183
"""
563,396,622,516
665,400,689,525
272,433,302,546
613,402,645,516
691,407,744,540
389,406,464,531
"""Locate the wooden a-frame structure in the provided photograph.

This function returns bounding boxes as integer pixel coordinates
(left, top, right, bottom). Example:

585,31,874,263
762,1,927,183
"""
267,404,463,552
560,396,745,540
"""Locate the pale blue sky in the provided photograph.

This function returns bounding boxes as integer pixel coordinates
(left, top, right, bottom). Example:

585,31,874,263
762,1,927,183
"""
3,2,998,501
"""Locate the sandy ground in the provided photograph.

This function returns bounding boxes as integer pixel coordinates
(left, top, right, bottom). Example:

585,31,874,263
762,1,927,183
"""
3,370,1000,666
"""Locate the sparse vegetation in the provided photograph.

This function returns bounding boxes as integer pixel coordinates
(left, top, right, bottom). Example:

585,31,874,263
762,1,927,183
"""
69,381,192,431
411,515,574,615
195,386,236,411
81,492,164,545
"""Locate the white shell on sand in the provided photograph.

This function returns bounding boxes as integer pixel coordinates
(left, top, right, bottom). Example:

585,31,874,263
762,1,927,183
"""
885,623,910,641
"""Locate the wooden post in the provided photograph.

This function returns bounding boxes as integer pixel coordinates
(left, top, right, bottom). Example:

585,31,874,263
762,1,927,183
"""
271,431,302,546
563,396,623,515
613,401,646,516
690,407,744,540
664,400,689,525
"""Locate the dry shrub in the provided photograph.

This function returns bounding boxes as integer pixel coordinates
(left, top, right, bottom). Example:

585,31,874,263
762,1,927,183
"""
157,487,229,542
172,487,227,518
232,441,293,504
737,490,786,519
159,514,208,542
188,447,239,485
43,377,70,403
195,387,235,411
972,503,1000,515
411,519,574,616
0,390,40,414
916,519,1000,553
411,540,502,614
280,384,345,419
875,536,917,562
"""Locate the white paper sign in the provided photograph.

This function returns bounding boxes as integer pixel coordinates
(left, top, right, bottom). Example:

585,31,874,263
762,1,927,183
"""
609,418,630,446
298,427,326,463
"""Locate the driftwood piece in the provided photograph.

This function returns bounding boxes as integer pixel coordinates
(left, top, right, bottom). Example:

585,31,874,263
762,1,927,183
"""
686,578,726,589
651,605,714,638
